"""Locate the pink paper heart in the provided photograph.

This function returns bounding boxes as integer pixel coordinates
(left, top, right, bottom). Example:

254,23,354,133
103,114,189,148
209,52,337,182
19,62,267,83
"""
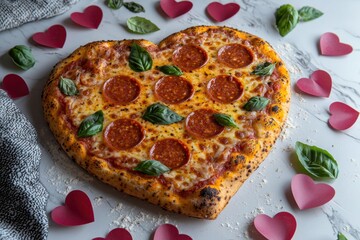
51,190,94,226
32,24,66,48
0,74,29,99
296,70,332,97
291,174,335,210
329,102,359,130
153,224,192,240
320,32,353,56
206,2,240,22
254,212,296,240
93,228,132,240
160,0,193,18
71,5,103,29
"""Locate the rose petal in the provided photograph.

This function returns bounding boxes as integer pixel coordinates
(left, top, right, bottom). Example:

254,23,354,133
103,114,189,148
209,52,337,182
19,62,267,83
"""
291,174,335,210
51,190,94,226
329,102,359,130
320,32,353,56
206,2,240,22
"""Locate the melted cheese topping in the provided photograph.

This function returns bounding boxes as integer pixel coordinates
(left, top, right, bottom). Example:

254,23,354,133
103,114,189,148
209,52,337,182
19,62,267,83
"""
57,27,289,192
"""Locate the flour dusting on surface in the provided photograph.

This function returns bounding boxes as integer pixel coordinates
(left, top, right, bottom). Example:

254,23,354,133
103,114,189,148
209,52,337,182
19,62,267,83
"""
108,204,170,232
275,43,303,77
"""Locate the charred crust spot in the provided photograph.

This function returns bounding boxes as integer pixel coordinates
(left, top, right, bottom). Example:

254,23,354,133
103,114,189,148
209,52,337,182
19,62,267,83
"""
233,155,245,165
200,187,219,199
271,105,279,112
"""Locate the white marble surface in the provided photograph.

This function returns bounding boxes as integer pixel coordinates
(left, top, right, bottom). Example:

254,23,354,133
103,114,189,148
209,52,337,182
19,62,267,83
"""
1,0,360,239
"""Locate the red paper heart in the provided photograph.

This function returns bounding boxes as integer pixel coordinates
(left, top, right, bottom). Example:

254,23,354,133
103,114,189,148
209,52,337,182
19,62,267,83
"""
254,212,296,240
206,2,240,22
320,32,353,56
71,5,103,29
93,228,132,240
329,102,359,130
291,174,335,210
153,224,192,240
160,0,193,18
296,70,332,97
32,24,66,48
0,74,29,99
51,190,94,226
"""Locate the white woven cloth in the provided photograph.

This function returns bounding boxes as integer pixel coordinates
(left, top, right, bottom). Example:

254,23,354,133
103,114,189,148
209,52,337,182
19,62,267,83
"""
0,0,80,31
0,90,49,240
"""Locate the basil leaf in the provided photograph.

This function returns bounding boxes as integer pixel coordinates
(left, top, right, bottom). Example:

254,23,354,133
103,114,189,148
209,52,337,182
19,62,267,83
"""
59,77,79,96
108,0,123,9
251,62,276,76
134,160,170,176
129,43,152,72
213,113,238,128
8,45,35,70
77,110,104,138
124,2,145,13
298,6,323,22
243,96,270,111
295,141,339,179
337,232,348,240
142,103,184,125
127,16,160,34
275,4,299,37
157,65,183,76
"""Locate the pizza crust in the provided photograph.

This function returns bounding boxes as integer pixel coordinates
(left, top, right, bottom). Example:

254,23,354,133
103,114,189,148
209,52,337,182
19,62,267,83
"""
42,26,290,219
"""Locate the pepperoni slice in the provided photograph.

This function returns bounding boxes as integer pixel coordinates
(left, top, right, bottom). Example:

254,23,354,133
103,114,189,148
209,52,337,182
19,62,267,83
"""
150,138,190,169
103,75,140,105
185,109,224,138
217,44,253,68
207,75,243,103
154,76,194,104
172,45,208,72
104,119,144,150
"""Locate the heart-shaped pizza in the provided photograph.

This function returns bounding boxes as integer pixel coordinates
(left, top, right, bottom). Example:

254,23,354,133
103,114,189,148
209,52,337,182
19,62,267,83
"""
42,26,290,219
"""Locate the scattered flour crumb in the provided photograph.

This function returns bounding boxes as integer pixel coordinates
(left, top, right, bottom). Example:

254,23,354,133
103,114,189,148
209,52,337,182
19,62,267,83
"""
109,205,170,232
275,43,303,76
42,130,94,195
282,144,293,152
245,207,265,220
94,196,103,206
295,92,306,103
280,117,298,141
110,203,123,214
306,138,315,144
342,225,350,232
258,178,268,188
243,230,250,239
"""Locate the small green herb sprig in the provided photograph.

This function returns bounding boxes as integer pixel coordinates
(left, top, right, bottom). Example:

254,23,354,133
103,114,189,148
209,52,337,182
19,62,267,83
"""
213,113,238,128
275,5,323,36
77,111,104,138
107,0,145,13
8,45,35,70
251,62,276,76
127,16,159,34
243,96,270,111
134,160,170,176
157,65,183,76
128,43,153,72
142,103,184,125
59,77,79,96
295,141,339,179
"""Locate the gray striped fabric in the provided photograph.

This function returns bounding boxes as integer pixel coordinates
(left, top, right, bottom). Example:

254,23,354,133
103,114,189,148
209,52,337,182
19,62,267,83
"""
0,0,80,32
0,90,48,240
